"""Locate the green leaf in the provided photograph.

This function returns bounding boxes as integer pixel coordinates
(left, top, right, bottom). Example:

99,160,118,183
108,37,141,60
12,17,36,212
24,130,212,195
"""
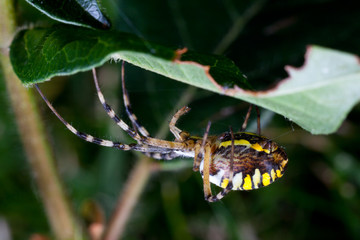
26,0,111,29
9,25,360,135
9,25,250,89
235,46,360,135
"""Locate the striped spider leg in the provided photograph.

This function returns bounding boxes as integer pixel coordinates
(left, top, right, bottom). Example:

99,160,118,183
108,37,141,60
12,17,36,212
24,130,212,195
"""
36,64,288,203
35,76,190,157
92,65,195,160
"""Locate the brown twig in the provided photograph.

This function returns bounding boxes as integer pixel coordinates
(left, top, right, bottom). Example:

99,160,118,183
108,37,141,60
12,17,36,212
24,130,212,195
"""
102,156,153,240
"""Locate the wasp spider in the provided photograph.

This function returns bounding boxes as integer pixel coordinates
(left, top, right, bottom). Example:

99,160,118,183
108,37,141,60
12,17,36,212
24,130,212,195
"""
35,63,288,202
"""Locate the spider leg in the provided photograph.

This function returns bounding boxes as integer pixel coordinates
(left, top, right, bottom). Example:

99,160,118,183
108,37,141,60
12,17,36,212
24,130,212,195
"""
120,62,150,137
36,84,177,154
120,63,193,156
241,104,261,135
93,67,188,153
147,151,183,160
206,126,235,202
37,79,194,159
169,106,191,141
202,142,214,201
35,84,133,150
241,104,253,131
193,120,211,172
196,121,214,201
255,105,261,135
92,68,144,143
192,143,202,171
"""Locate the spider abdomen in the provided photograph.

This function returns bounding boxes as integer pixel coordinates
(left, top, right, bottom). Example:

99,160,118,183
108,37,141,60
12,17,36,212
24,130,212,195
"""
202,132,288,191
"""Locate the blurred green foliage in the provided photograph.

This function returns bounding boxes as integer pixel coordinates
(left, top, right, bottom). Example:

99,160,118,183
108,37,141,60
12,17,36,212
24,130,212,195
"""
1,0,360,239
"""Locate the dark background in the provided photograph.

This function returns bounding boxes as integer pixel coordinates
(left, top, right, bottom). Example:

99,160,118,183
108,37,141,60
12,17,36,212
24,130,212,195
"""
1,0,360,239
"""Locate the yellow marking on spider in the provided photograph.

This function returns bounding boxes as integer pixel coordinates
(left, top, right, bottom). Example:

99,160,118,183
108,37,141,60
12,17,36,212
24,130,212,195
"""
262,173,271,186
276,169,282,178
219,139,250,148
281,159,288,168
252,169,261,189
243,174,252,190
221,178,229,188
251,143,270,154
270,169,276,181
220,140,270,154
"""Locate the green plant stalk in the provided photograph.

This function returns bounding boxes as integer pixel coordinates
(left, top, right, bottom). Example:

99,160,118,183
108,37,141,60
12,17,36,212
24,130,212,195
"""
0,1,82,239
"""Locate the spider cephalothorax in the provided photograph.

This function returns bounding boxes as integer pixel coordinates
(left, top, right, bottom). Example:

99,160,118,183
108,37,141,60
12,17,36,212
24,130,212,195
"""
35,63,288,202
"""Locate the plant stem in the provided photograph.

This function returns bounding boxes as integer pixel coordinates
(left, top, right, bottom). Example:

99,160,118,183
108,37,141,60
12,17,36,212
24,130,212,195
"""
102,156,152,240
0,1,82,239
213,0,266,55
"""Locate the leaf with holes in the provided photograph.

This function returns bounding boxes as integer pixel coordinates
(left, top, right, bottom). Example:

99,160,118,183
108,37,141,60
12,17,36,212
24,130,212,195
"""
9,24,360,134
232,46,360,134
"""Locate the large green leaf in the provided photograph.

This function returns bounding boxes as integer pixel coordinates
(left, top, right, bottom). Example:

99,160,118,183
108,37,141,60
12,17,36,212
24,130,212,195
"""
26,0,111,29
10,25,360,134
9,25,250,89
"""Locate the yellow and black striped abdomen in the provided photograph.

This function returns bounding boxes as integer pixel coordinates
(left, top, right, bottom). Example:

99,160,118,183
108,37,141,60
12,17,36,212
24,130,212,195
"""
207,132,288,191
